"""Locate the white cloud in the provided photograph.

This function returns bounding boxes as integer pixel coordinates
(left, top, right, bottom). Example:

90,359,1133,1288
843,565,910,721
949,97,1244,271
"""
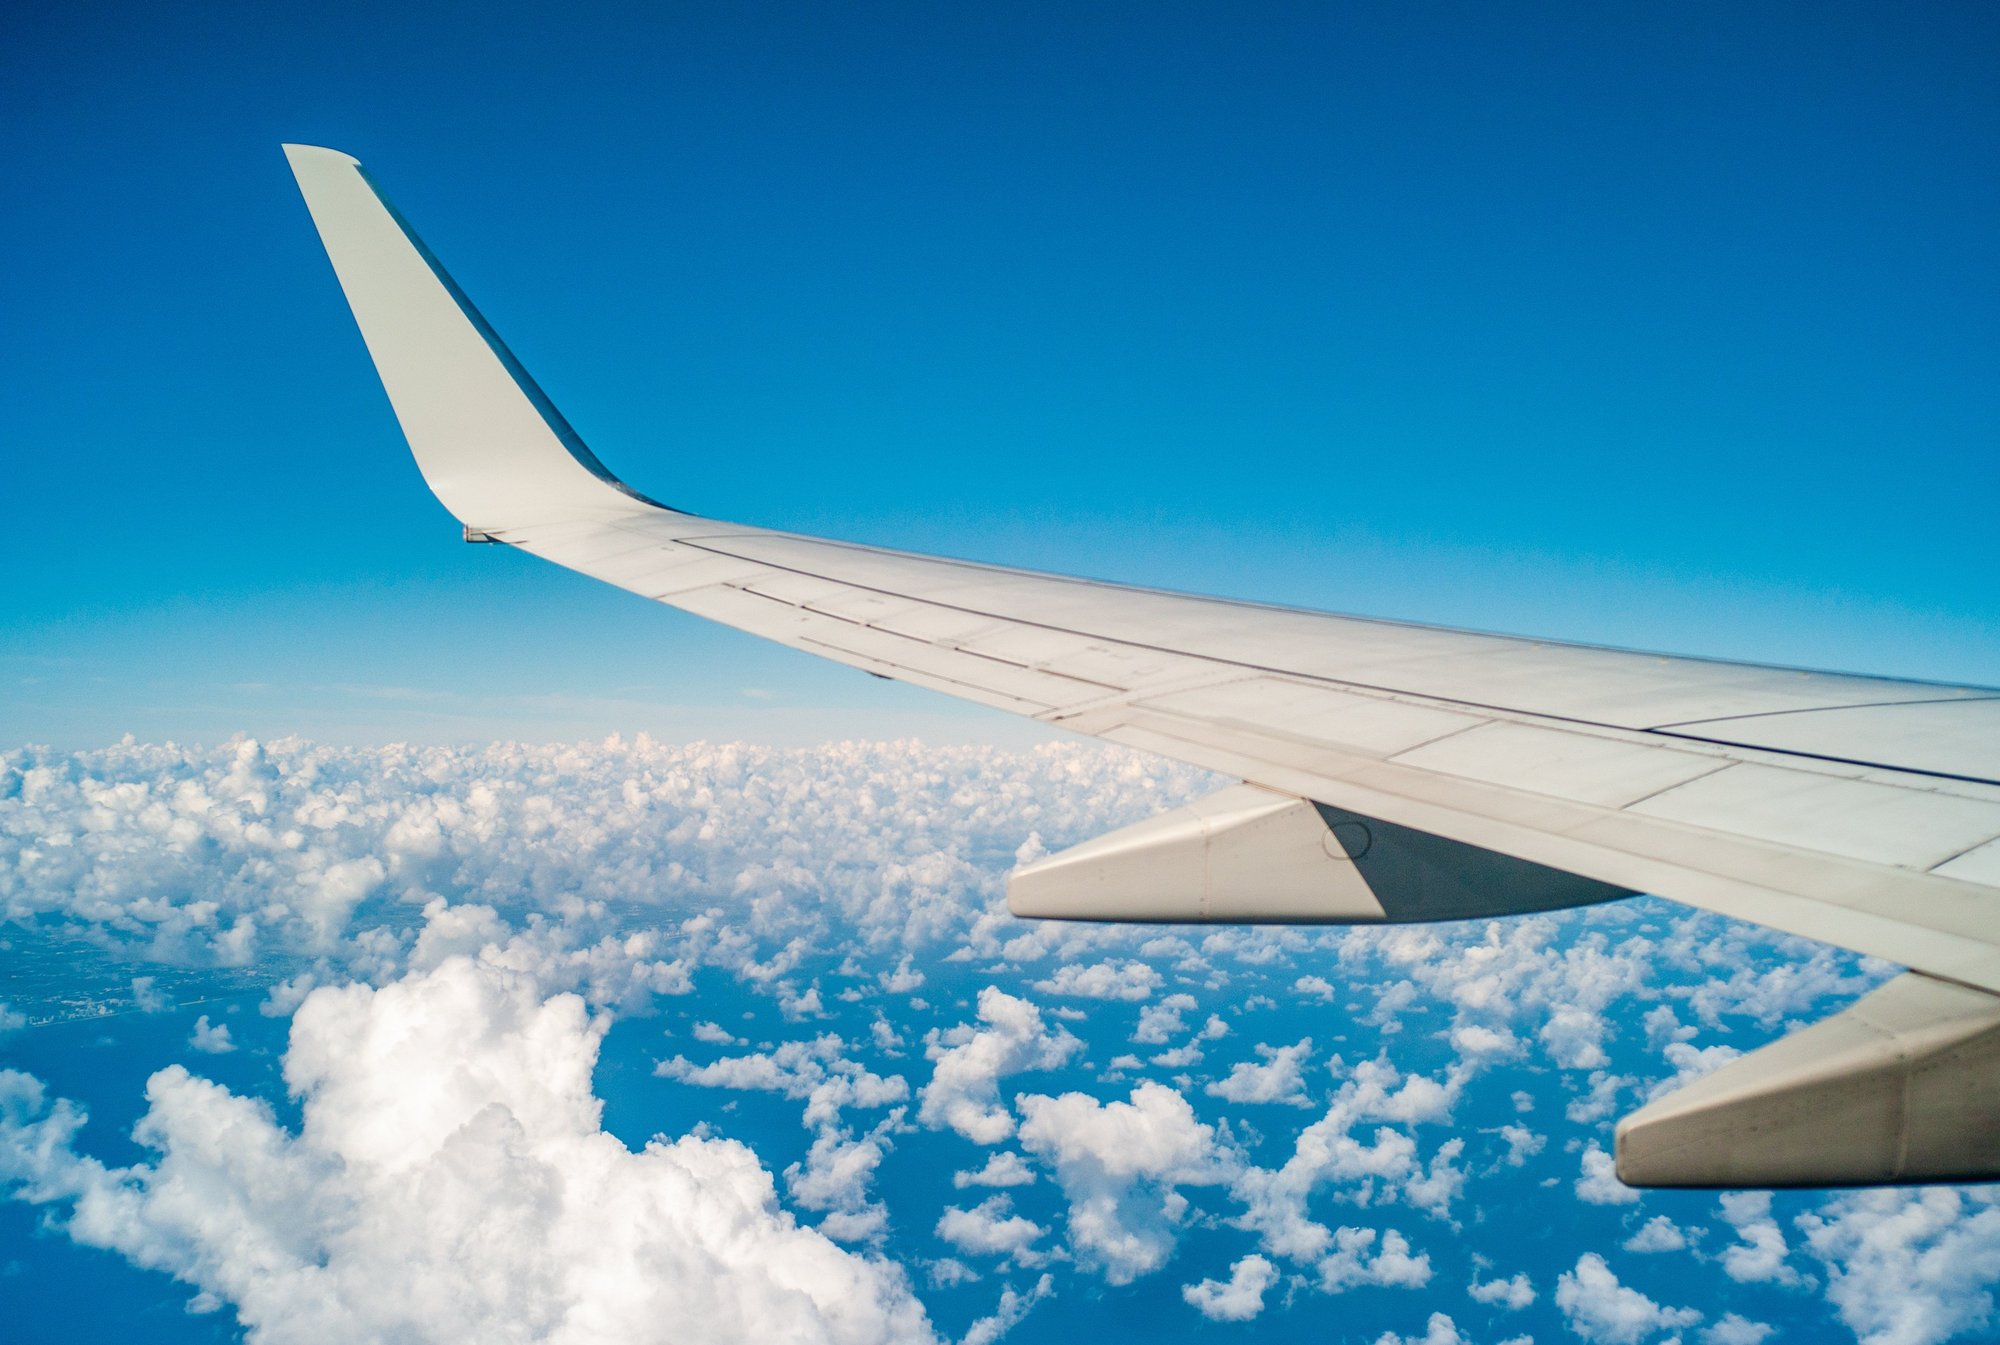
130,977,169,1014
918,988,1080,1145
1182,1253,1278,1322
0,956,934,1344
1403,1138,1465,1222
1016,1081,1227,1284
188,1015,235,1054
1205,1039,1314,1108
935,1196,1047,1265
1372,1312,1465,1345
691,1020,740,1045
1293,975,1337,1003
1449,1023,1521,1061
1230,1058,1463,1262
1496,1123,1544,1166
1554,1253,1701,1345
1339,918,1655,1076
1467,1268,1535,1310
1623,1215,1687,1254
1134,993,1198,1045
1796,1188,2000,1345
658,1033,908,1131
960,1272,1053,1345
1650,1039,1742,1098
1317,1225,1432,1293
1574,1143,1638,1205
877,957,926,994
0,737,1215,980
953,1151,1037,1189
785,1121,898,1243
1031,960,1162,1002
1702,1314,1776,1345
1566,1071,1633,1124
1716,1190,1804,1287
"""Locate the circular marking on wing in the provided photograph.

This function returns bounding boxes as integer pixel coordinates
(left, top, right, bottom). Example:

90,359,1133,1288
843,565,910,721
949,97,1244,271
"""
1324,821,1372,860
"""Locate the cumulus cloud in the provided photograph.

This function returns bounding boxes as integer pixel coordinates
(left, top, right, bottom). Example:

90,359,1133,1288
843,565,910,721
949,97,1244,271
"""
1495,1122,1544,1167
1702,1314,1776,1345
1796,1188,2000,1345
1031,960,1162,1002
1230,1058,1463,1263
1574,1142,1638,1205
1402,1138,1466,1222
1205,1038,1314,1108
1182,1253,1277,1322
1293,975,1338,1003
658,1033,908,1130
953,1151,1037,1189
1623,1215,1688,1254
1015,1081,1227,1284
785,1120,900,1243
1133,993,1198,1045
1467,1268,1536,1310
934,1197,1047,1265
1555,1253,1701,1345
1338,918,1654,1076
1716,1191,1805,1287
1372,1312,1466,1345
0,737,1215,980
918,988,1080,1145
960,1272,1053,1345
878,957,926,994
0,956,933,1344
1317,1226,1432,1294
188,1014,235,1054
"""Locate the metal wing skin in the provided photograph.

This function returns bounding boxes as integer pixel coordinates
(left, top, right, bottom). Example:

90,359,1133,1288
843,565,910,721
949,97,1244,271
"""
284,145,2000,1188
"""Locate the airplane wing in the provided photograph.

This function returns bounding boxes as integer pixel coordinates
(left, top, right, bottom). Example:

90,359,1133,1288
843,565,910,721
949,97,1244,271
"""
283,144,2000,1189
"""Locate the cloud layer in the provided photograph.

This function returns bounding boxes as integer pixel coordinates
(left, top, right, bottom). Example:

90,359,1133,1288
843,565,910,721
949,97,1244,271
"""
4,735,1990,1345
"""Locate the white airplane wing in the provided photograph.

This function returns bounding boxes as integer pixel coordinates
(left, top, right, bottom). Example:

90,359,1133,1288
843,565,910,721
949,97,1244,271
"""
284,145,2000,1189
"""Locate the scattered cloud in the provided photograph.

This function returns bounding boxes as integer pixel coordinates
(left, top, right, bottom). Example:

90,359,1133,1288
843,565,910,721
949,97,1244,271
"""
1574,1142,1638,1206
1796,1188,2000,1345
0,737,1934,1341
1016,1082,1227,1284
1554,1253,1701,1345
919,988,1080,1145
1205,1038,1315,1108
1182,1254,1278,1322
1467,1268,1535,1310
1031,960,1162,1002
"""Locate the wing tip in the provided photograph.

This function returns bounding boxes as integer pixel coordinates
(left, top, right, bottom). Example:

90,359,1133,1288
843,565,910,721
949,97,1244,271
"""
282,143,361,171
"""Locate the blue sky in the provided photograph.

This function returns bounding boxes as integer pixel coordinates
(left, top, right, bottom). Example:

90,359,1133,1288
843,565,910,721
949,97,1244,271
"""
5,1,1997,747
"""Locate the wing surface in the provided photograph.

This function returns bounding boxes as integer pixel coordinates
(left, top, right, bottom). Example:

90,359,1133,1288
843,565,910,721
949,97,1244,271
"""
286,143,2000,998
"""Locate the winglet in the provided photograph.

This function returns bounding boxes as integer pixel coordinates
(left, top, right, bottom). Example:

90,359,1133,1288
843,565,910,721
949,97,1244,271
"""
283,145,653,534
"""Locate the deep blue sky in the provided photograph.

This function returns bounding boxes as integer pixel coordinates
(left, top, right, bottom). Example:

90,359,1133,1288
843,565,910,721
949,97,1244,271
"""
5,1,1997,746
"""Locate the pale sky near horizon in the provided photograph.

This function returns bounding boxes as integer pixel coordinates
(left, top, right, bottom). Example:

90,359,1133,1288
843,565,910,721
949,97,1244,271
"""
6,1,1997,749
